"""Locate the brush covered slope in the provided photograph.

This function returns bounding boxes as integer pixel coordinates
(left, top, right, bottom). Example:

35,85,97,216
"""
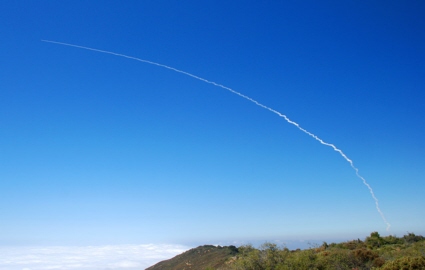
147,232,425,270
146,245,239,270
227,232,425,270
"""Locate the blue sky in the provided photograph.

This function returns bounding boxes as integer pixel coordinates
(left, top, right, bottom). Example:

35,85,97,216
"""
1,0,424,256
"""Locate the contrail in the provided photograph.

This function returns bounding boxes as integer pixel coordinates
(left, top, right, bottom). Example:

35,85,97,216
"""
42,39,391,231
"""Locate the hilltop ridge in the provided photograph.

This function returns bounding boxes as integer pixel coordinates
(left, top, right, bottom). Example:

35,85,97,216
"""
146,232,425,270
146,245,238,270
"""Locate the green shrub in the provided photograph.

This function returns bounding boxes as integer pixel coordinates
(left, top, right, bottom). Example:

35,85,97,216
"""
403,233,425,244
366,232,385,249
283,248,318,270
379,256,425,270
316,248,354,270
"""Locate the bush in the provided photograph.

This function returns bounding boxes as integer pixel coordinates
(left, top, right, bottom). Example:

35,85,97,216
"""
283,248,318,270
366,232,385,249
403,233,425,244
316,248,357,270
379,256,425,270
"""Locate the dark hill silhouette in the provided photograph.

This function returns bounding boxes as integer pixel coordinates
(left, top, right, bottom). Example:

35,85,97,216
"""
146,245,238,270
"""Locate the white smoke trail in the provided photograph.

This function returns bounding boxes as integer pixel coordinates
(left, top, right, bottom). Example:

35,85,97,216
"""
42,39,391,231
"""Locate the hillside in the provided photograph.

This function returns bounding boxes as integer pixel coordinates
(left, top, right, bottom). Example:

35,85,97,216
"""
146,232,425,270
146,245,239,270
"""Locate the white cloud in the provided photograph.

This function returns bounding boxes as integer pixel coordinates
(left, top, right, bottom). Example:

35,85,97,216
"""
0,244,189,270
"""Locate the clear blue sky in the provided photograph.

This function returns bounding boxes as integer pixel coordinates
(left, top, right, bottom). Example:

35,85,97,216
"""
1,1,424,249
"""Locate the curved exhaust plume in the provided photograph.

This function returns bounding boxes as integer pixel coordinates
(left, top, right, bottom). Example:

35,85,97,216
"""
42,39,391,231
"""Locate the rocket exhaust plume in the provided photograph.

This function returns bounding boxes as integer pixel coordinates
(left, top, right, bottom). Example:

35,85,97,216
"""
42,39,391,231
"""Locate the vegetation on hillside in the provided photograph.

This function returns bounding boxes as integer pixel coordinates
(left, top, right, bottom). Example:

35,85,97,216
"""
146,232,425,270
229,232,425,270
146,245,238,270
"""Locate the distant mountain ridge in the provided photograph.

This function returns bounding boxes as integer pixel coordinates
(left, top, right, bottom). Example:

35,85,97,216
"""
146,245,238,270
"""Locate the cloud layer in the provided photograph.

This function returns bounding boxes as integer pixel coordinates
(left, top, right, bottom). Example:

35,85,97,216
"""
0,244,189,270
